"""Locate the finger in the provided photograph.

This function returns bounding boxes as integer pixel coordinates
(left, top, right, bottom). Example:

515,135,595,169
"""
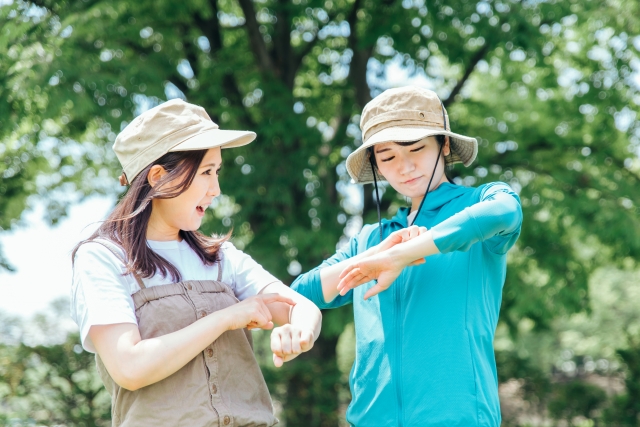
291,329,302,354
387,231,402,245
262,321,274,330
337,267,361,291
363,284,387,300
408,226,419,240
259,299,273,324
250,305,271,330
254,315,274,330
271,328,283,355
259,293,297,306
419,226,428,234
340,276,367,296
339,272,371,295
363,275,394,300
338,275,362,296
338,263,358,281
299,330,314,352
338,267,363,289
281,353,300,363
280,328,293,355
272,353,284,368
408,258,426,266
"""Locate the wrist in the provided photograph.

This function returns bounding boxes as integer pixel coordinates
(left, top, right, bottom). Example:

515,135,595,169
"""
361,246,379,258
386,246,415,267
211,310,233,331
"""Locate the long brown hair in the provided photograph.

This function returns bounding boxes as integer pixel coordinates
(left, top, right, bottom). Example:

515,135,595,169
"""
72,149,229,282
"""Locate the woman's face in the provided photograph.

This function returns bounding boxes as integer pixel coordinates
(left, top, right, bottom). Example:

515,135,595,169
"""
373,136,450,200
148,148,222,240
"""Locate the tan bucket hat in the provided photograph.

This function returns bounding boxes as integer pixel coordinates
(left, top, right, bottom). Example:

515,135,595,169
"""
346,86,478,184
113,99,256,184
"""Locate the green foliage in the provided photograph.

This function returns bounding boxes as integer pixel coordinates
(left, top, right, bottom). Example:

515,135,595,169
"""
547,380,607,421
1,0,639,424
0,334,110,426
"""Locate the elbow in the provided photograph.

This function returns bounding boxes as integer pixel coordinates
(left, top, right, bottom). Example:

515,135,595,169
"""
507,200,523,231
120,379,143,392
111,366,146,391
497,193,523,231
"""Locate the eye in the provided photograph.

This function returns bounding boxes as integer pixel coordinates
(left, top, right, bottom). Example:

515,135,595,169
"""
410,145,425,152
380,156,395,163
202,169,213,175
216,167,222,175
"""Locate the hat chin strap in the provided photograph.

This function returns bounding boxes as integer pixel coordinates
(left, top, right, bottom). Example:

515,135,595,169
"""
411,98,448,226
369,154,383,242
410,142,444,227
370,141,444,240
370,97,449,238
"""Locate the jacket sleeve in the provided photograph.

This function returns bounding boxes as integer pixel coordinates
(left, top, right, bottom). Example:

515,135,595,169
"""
290,225,377,309
430,182,523,255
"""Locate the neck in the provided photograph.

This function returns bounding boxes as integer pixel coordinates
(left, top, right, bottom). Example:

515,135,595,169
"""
410,173,449,212
147,202,182,241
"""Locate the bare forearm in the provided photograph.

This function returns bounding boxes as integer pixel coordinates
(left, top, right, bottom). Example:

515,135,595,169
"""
106,312,230,390
319,249,374,303
262,282,321,340
386,229,440,265
290,300,322,341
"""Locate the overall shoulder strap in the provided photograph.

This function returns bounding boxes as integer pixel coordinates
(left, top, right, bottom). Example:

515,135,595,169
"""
216,249,223,282
91,240,146,289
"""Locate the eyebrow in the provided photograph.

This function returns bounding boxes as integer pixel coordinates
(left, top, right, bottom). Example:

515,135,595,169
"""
199,162,221,169
375,148,392,154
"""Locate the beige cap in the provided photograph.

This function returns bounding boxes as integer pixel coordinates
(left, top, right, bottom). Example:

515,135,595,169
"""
113,99,256,183
346,86,478,184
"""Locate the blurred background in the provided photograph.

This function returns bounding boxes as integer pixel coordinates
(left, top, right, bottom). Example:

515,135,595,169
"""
0,0,639,425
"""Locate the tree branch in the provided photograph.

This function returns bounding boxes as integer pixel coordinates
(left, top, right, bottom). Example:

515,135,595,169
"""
194,0,223,52
346,0,373,108
237,0,275,74
443,43,490,108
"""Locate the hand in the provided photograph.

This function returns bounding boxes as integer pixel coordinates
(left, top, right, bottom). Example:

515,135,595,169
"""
270,324,314,367
337,251,425,300
224,294,296,331
368,225,428,256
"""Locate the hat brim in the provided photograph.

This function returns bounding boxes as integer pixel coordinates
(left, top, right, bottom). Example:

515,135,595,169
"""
169,128,256,152
346,126,478,184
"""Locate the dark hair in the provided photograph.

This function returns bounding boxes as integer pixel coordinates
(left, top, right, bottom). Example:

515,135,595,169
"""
72,150,230,282
368,134,454,183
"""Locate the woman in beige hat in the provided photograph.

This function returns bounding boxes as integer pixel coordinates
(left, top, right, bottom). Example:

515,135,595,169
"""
292,86,522,426
70,99,321,426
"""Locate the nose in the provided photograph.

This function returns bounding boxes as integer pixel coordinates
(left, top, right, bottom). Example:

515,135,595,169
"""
398,153,416,175
208,174,221,198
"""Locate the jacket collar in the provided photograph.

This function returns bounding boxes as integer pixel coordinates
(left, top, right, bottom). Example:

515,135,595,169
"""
388,182,471,227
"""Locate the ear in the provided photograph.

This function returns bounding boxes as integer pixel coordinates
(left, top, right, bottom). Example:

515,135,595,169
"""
443,136,451,157
147,165,167,188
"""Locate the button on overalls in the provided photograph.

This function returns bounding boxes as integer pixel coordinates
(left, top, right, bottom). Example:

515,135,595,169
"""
93,241,278,427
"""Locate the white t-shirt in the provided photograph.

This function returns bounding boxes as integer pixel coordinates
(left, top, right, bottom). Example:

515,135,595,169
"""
407,210,418,225
71,239,280,353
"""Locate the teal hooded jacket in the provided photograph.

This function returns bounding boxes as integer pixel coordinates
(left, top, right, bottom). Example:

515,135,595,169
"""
291,181,522,427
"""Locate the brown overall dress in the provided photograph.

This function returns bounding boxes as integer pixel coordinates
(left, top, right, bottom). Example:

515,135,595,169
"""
93,241,278,427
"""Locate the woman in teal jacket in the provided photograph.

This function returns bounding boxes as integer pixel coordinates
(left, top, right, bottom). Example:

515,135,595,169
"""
291,86,523,427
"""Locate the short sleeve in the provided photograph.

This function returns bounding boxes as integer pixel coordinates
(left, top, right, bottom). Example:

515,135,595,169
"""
220,242,281,301
71,242,138,353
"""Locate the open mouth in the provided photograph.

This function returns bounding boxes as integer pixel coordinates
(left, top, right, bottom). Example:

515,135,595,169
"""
196,206,205,215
